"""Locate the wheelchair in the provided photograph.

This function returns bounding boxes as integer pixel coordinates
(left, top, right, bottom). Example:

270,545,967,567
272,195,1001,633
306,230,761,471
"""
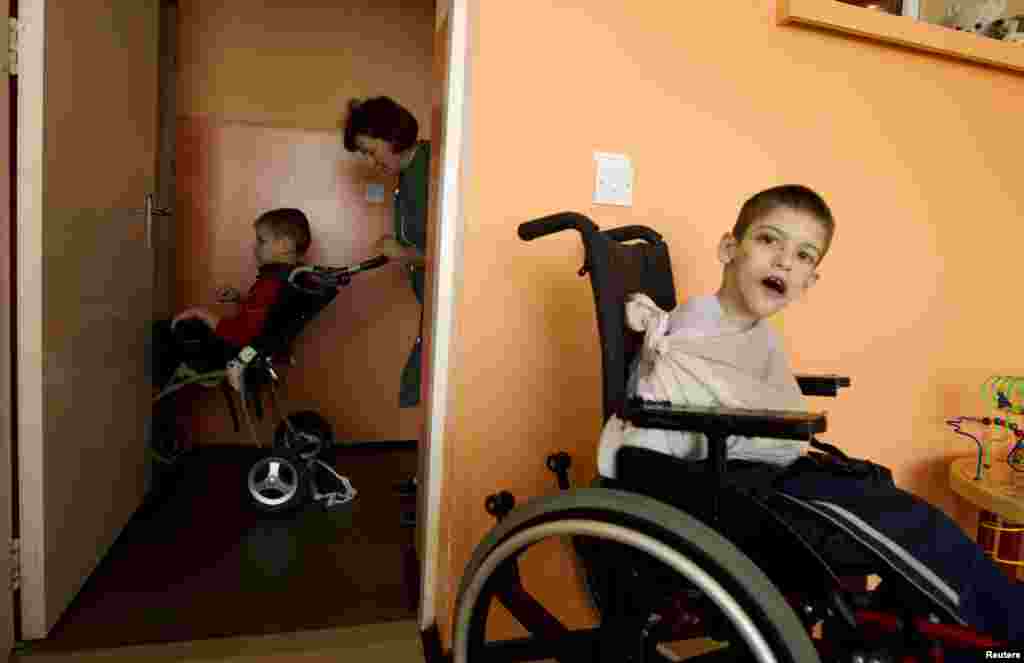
449,213,1006,662
149,255,389,515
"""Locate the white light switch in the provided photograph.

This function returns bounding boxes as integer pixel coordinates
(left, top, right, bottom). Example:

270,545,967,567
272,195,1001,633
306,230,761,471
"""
366,183,386,204
593,152,633,207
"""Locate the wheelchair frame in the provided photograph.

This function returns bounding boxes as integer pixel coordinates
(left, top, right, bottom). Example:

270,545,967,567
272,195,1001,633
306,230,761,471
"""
434,213,1008,663
149,255,388,513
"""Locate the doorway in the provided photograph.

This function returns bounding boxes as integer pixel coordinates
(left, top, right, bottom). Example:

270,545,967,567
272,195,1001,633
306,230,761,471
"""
8,0,462,654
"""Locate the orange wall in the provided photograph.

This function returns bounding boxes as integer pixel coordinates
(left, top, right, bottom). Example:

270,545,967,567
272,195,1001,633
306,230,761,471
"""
178,0,434,131
175,1,434,444
436,0,1024,645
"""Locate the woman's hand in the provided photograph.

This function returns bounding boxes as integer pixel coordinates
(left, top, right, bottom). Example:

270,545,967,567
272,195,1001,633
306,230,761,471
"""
216,286,242,304
375,234,423,266
172,307,221,330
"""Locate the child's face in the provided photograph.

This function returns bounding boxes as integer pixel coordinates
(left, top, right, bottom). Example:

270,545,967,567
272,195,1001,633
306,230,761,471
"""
354,135,402,176
254,225,294,265
717,208,826,327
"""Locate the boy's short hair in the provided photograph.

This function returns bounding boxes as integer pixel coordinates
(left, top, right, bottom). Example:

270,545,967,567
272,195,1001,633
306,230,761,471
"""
343,97,419,154
733,185,835,261
254,208,311,256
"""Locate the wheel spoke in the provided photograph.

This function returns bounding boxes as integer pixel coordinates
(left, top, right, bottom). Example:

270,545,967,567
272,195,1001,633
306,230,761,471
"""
597,551,661,662
251,458,298,501
266,461,297,489
468,559,601,663
492,565,574,651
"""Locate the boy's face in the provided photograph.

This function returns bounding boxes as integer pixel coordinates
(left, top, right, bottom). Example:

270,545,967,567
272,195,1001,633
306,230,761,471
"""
717,208,826,326
254,224,294,265
354,135,402,176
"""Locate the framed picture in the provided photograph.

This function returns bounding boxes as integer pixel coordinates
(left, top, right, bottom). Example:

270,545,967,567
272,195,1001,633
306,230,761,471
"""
836,0,905,16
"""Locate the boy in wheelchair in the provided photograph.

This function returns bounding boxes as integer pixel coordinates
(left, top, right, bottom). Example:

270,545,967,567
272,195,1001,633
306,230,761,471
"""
146,208,314,461
146,207,386,513
146,207,312,393
599,184,1023,646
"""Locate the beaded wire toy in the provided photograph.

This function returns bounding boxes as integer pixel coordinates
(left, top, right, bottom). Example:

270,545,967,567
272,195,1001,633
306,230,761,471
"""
946,375,1024,481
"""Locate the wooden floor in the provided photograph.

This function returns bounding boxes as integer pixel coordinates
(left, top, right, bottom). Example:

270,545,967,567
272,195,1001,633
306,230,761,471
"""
16,443,419,655
13,620,424,662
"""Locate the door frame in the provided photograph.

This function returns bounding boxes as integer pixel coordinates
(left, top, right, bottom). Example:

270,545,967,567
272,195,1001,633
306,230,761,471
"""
418,0,469,646
1,0,15,654
13,0,41,638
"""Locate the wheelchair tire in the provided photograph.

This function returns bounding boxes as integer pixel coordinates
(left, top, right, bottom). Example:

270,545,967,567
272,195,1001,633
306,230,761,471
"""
273,410,334,457
453,488,820,663
246,451,309,514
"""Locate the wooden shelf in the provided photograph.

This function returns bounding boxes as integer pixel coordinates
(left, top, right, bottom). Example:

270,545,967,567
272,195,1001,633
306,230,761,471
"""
778,0,1024,75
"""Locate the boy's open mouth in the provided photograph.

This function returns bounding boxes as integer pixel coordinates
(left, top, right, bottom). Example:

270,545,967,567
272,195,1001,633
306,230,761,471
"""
761,276,787,296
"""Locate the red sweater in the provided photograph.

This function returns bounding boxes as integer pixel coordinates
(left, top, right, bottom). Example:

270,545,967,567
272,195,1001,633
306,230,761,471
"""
214,264,291,348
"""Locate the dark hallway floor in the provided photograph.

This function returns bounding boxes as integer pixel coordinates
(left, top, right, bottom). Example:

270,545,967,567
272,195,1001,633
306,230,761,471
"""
24,443,419,653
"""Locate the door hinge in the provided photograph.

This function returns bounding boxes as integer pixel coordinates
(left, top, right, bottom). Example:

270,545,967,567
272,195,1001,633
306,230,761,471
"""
9,538,20,593
6,17,18,76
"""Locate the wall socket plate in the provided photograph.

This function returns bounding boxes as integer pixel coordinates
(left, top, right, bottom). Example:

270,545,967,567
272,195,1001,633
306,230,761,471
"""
593,152,633,207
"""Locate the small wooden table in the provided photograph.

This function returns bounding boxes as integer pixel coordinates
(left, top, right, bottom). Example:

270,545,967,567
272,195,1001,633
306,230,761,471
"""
949,456,1024,581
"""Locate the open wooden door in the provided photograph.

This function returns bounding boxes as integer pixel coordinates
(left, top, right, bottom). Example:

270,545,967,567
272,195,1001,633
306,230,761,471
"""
16,0,159,639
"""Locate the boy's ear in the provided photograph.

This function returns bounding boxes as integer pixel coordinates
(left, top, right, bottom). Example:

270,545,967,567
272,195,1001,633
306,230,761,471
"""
718,232,738,265
804,270,820,289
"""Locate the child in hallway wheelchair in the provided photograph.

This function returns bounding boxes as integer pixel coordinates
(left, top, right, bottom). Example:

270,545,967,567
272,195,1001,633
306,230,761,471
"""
450,188,1023,662
146,207,388,514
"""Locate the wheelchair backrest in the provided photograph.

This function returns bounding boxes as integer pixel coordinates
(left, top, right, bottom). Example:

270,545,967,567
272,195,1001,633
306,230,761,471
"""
584,224,677,421
520,213,677,421
247,273,339,360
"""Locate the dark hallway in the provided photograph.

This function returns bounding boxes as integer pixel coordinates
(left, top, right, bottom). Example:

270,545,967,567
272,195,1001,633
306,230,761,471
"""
25,443,419,653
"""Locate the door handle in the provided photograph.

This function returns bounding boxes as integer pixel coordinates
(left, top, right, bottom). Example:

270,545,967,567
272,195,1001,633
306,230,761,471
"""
145,194,152,250
143,193,173,250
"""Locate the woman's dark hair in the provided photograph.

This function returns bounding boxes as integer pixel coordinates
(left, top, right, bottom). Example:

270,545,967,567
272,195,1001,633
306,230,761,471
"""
343,97,419,153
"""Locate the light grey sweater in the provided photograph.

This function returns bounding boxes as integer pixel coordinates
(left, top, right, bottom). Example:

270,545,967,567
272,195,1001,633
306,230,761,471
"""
597,294,808,478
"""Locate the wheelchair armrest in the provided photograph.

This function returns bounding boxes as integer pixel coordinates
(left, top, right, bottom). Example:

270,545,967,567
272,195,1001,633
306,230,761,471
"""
624,397,827,440
795,374,850,397
621,398,826,525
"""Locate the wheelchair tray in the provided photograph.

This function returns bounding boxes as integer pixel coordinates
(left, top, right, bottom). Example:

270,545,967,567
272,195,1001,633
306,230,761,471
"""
625,399,827,440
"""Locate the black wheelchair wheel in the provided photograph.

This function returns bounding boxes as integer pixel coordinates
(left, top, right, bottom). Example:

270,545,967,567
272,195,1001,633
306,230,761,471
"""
273,410,334,457
246,451,309,514
453,488,820,663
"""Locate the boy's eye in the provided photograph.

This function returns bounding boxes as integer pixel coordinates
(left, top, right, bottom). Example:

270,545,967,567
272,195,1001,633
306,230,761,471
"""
756,234,776,245
798,251,815,263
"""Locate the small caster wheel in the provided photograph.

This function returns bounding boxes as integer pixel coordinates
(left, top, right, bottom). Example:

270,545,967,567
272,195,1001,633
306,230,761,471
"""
246,450,309,513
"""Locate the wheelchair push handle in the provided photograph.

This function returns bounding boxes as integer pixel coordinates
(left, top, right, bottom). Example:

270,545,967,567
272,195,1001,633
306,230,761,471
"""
312,253,390,279
344,254,390,274
518,212,599,241
287,254,389,294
